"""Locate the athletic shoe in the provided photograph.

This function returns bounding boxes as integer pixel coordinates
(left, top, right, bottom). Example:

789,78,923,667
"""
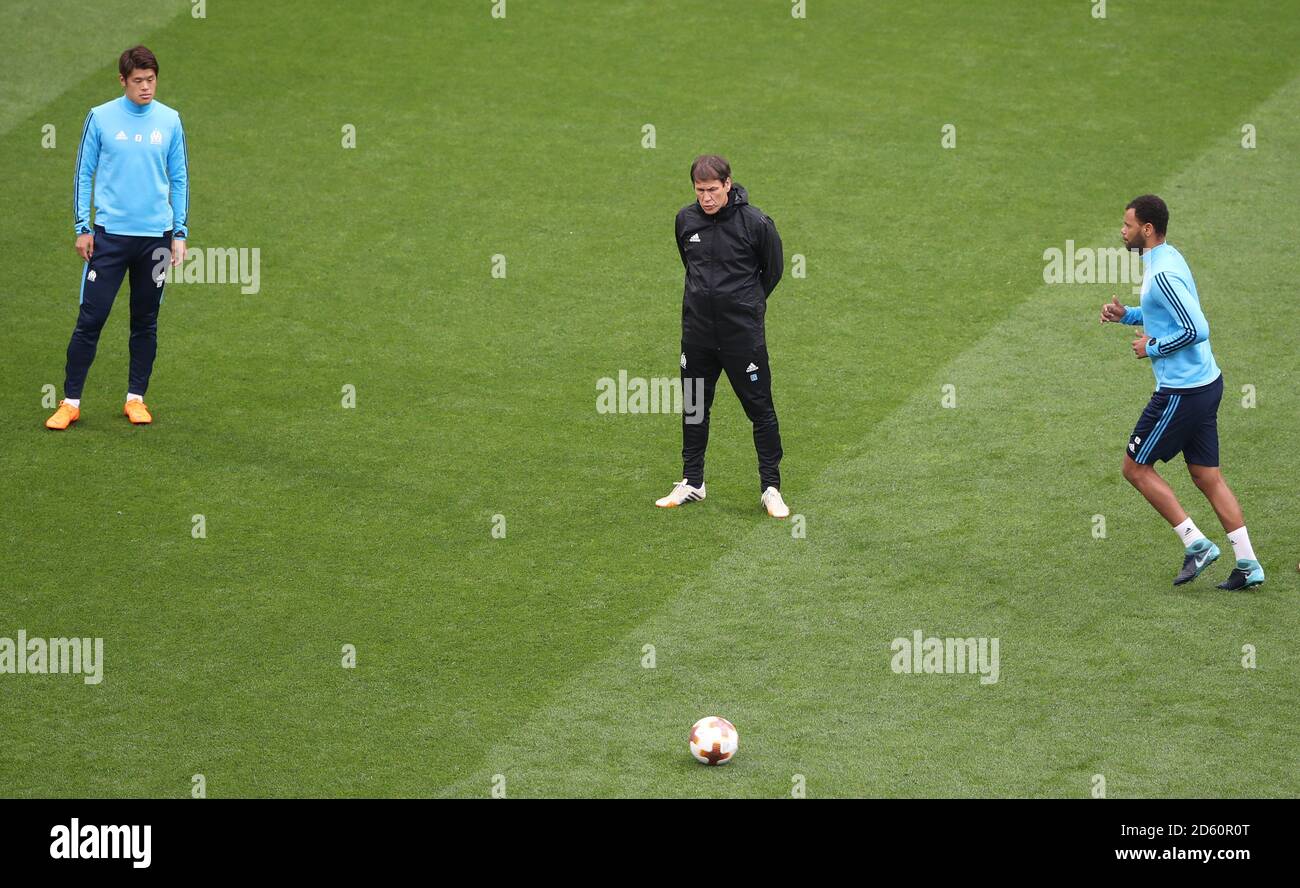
761,486,790,519
1173,539,1219,585
123,400,152,425
44,400,80,430
1216,559,1265,591
655,479,705,508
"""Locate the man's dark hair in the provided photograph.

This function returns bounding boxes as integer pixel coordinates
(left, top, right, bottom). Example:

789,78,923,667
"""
690,154,731,183
119,45,159,78
1126,194,1169,236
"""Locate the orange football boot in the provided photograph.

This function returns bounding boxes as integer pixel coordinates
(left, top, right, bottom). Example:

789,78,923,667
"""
123,400,153,424
45,400,80,430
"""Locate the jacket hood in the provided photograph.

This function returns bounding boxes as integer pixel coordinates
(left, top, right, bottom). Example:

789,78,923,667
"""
719,182,748,215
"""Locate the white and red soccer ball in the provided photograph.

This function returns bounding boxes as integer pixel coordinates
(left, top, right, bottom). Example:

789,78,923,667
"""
689,716,738,765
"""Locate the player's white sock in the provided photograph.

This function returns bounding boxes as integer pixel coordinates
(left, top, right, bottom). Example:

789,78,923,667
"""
126,393,144,402
64,398,80,408
1226,526,1257,562
1173,517,1207,548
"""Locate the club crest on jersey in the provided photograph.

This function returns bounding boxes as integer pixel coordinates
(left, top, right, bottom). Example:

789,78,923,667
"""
680,353,687,369
150,129,162,145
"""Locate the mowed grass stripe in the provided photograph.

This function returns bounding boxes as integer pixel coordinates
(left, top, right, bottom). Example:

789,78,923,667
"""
0,0,184,137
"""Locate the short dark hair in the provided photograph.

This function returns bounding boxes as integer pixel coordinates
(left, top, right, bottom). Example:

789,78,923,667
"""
119,45,159,79
690,154,731,184
1126,194,1169,235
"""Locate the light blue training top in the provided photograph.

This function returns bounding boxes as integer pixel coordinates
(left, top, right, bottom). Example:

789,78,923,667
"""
74,95,189,239
1120,242,1220,391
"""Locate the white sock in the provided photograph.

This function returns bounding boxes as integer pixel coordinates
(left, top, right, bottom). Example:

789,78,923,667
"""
126,393,143,402
64,398,80,408
1226,526,1257,563
1173,517,1207,548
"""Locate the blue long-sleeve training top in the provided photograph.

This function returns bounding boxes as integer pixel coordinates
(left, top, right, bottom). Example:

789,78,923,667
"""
74,95,189,239
1120,242,1220,391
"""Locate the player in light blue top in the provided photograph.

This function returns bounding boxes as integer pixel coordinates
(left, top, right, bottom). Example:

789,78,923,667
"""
46,46,189,431
1100,195,1263,590
74,89,189,239
1118,240,1219,391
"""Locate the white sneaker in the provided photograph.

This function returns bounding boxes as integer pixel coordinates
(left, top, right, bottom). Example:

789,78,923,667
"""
655,479,705,508
761,486,790,519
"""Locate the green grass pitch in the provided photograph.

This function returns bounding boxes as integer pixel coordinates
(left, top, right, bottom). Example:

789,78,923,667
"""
1,0,1296,798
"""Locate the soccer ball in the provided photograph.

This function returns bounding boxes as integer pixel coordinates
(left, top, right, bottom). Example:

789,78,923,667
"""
689,716,738,765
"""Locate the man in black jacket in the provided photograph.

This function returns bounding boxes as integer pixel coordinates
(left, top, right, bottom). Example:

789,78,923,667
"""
655,155,789,518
